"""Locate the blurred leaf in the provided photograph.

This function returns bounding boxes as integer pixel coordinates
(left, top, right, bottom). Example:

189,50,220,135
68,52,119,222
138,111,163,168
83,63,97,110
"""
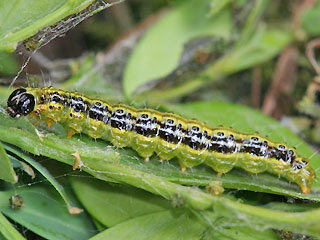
0,87,9,103
9,155,35,179
204,27,292,80
0,212,24,240
123,0,232,97
91,209,278,240
263,202,320,212
90,210,206,240
135,27,292,104
208,0,232,17
92,219,106,232
302,1,320,36
0,184,96,240
235,0,269,47
215,197,320,237
57,55,123,102
199,211,279,240
0,0,96,52
71,177,171,227
0,53,18,75
203,226,279,240
0,141,16,183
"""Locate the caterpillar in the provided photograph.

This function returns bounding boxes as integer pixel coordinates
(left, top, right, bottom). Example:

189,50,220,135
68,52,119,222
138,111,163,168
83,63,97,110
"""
7,87,316,194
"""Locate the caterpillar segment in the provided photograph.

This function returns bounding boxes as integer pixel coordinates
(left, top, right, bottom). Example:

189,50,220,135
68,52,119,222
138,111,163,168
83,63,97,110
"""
7,87,316,194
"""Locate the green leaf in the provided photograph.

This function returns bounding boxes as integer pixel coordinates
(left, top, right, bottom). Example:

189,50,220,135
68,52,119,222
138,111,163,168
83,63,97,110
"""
301,1,320,36
214,197,320,237
8,155,35,179
200,26,292,81
92,219,106,232
0,112,119,164
0,184,97,240
71,177,171,227
198,211,279,240
0,53,19,75
208,0,232,17
73,178,279,240
133,27,292,104
263,201,320,212
56,55,123,102
90,210,206,240
0,141,16,183
235,0,269,47
123,0,231,97
91,209,279,240
221,28,292,74
0,0,95,52
0,212,24,240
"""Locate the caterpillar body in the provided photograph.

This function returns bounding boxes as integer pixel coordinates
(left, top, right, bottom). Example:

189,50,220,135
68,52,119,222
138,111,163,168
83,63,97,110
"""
7,87,316,194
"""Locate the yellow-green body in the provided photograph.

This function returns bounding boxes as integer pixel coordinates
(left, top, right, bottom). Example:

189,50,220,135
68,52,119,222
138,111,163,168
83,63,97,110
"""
20,87,317,194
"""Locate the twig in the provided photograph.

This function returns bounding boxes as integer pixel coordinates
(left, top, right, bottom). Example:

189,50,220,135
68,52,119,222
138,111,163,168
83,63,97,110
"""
306,38,320,76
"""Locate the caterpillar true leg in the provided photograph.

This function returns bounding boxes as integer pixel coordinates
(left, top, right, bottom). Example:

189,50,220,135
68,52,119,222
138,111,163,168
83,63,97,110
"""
29,112,37,119
72,152,81,170
46,118,53,128
216,172,223,178
67,129,75,139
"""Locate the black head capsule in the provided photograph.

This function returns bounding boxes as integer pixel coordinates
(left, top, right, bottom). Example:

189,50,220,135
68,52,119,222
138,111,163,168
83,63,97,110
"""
7,88,35,118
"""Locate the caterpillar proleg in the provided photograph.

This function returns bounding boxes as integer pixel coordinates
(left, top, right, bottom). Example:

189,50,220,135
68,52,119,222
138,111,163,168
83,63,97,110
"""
7,87,316,194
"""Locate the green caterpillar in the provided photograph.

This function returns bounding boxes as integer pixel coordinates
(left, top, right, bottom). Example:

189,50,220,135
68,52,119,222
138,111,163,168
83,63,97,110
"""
7,87,316,194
